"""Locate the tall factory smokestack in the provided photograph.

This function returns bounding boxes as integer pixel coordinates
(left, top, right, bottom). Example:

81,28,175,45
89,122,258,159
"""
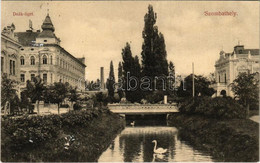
100,67,105,90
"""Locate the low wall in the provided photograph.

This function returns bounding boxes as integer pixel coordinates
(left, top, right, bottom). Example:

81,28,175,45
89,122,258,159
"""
168,113,259,162
108,103,178,114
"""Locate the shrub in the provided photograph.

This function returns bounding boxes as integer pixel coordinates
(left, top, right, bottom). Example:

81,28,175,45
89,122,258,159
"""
73,102,82,110
145,91,164,104
1,109,103,151
179,96,246,119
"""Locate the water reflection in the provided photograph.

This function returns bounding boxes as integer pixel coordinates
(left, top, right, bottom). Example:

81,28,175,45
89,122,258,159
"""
98,127,214,162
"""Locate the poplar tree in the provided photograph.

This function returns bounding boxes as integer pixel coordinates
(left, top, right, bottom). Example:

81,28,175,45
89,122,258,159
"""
106,61,115,102
141,5,169,80
121,43,142,102
118,62,124,100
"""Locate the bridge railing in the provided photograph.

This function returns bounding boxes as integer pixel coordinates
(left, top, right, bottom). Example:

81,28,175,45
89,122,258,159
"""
108,103,178,111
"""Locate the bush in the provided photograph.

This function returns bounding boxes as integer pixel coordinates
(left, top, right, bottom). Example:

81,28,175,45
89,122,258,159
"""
73,102,82,110
179,96,246,119
145,91,164,104
1,109,103,151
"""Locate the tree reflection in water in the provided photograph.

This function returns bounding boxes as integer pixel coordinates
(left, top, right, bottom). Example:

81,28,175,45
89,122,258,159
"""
99,125,214,162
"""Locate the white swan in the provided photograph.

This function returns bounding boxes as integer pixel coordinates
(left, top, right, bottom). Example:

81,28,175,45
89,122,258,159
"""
152,140,167,154
130,121,135,127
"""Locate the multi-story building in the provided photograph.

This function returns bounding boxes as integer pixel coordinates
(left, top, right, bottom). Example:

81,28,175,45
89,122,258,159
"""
213,44,259,96
1,24,22,94
15,14,86,91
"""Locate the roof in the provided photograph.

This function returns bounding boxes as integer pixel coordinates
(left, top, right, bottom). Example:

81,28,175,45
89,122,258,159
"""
37,30,56,38
43,44,87,67
41,14,55,32
77,57,85,64
14,31,40,46
242,49,259,55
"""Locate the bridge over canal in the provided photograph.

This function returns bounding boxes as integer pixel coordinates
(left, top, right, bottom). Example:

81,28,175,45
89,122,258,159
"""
108,103,179,115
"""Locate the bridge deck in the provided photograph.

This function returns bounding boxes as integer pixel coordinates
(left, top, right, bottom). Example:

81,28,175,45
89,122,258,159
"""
108,104,179,115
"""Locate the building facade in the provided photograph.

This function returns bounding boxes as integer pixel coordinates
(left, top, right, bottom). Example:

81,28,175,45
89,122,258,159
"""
15,14,86,91
1,24,22,94
213,44,259,96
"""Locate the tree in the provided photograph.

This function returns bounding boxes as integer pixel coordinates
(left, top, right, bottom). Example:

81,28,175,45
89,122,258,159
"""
106,61,115,102
1,74,18,115
25,76,45,114
118,62,124,100
177,74,215,98
121,43,143,102
49,82,70,114
169,61,175,77
68,86,80,111
141,5,169,82
231,72,259,118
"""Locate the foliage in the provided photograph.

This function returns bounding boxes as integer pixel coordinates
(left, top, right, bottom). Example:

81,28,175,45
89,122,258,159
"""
1,109,124,162
68,87,80,104
48,82,70,114
145,90,164,104
121,43,143,102
25,76,45,103
106,61,115,102
177,74,216,98
141,5,169,80
179,96,246,119
117,62,124,100
94,92,108,107
1,74,18,114
73,102,82,110
168,61,175,77
231,72,259,112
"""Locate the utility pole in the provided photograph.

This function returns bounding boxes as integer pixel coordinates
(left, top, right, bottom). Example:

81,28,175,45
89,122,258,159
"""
192,62,195,97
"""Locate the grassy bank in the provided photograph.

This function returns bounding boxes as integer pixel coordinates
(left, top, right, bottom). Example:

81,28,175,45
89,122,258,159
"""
168,113,259,162
1,108,125,162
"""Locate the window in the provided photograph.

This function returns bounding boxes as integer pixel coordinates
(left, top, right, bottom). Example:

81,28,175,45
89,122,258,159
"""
31,74,35,81
224,73,227,83
44,40,47,42
20,74,25,82
43,55,47,64
20,56,25,65
51,73,53,83
9,60,15,75
30,56,35,65
50,56,52,65
1,57,4,72
219,75,220,83
43,73,47,83
10,60,12,74
13,61,15,75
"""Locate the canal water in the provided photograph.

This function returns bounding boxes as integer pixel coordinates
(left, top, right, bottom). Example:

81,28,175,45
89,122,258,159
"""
98,118,214,162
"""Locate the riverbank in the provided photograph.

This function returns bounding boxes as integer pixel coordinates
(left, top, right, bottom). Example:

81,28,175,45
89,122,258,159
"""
168,113,259,162
1,108,125,162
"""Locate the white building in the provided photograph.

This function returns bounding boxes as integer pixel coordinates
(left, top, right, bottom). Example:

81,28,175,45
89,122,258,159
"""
1,24,22,95
15,14,86,91
213,44,259,96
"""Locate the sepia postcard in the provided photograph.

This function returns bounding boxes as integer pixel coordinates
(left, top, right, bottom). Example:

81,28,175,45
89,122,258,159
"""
1,0,259,162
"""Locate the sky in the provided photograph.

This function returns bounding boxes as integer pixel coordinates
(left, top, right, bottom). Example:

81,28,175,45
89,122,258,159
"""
1,1,259,81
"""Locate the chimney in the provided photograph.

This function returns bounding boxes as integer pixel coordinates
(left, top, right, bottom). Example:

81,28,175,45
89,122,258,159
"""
100,67,105,90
